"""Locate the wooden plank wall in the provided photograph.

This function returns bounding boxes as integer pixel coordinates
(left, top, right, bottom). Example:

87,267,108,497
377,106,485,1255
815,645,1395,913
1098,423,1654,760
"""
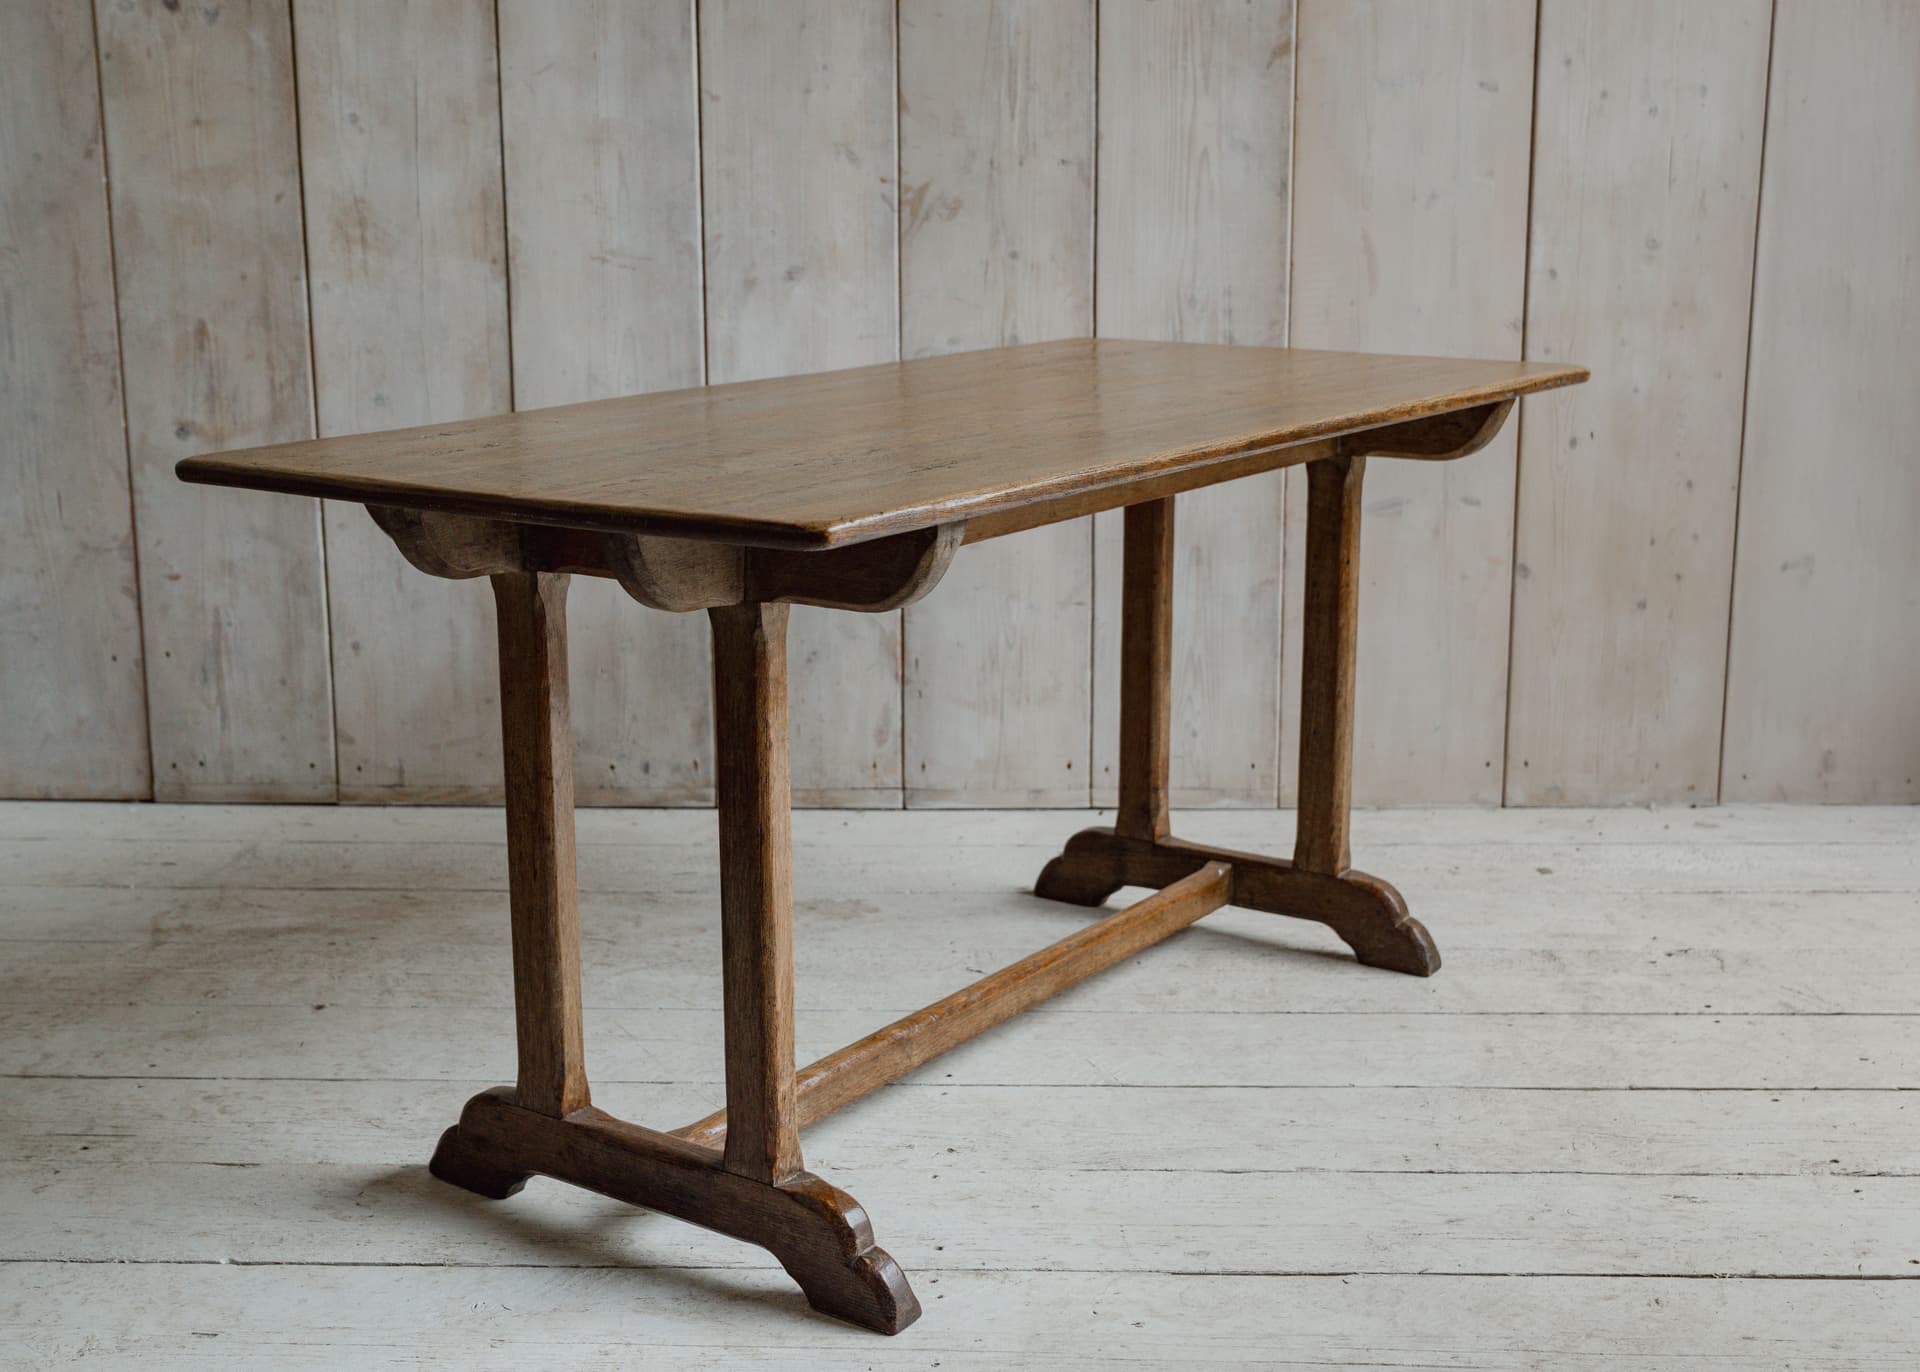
3,0,1912,807
498,0,708,806
1285,0,1536,807
295,0,513,803
96,0,334,801
1093,0,1296,810
1720,0,1920,802
0,4,148,797
899,0,1095,808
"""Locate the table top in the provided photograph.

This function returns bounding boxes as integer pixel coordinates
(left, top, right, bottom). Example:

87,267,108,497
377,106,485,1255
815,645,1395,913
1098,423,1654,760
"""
177,339,1585,550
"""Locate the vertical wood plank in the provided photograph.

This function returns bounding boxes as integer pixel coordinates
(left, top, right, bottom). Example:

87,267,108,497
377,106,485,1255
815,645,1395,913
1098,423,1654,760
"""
699,0,901,805
1506,0,1771,805
1283,0,1535,806
95,0,332,801
1093,0,1295,808
498,0,710,805
294,0,513,802
1723,0,1920,802
0,4,149,798
897,0,1095,808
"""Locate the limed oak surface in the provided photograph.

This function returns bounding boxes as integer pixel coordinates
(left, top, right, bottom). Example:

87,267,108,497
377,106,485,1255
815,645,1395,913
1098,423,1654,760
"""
178,340,1584,549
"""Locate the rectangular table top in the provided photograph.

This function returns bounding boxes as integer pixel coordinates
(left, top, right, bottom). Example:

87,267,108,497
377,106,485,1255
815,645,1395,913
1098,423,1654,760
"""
178,339,1585,550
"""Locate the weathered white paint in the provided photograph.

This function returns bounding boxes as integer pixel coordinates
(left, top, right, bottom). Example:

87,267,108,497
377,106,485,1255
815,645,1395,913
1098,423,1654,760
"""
1722,0,1920,802
699,0,904,805
8,6,1918,807
1,802,1916,1363
94,0,333,800
1092,0,1296,809
1507,0,1772,805
0,4,148,799
899,0,1097,807
499,0,713,806
295,0,513,802
1285,0,1537,806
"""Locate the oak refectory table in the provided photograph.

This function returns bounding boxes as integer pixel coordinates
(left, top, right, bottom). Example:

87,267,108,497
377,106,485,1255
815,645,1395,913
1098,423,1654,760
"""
178,339,1586,1334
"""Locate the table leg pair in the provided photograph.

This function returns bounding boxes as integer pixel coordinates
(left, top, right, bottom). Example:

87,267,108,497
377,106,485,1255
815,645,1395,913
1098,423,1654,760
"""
425,454,1435,1335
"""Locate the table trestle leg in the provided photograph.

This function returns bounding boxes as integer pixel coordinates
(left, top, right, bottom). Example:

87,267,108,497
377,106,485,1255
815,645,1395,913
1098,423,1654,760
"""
428,584,919,1334
1036,474,1441,976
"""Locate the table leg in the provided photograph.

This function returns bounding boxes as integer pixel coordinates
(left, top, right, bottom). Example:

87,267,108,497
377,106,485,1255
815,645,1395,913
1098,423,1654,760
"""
1116,498,1175,842
1294,456,1363,875
427,581,918,1334
709,602,803,1184
1035,470,1440,975
429,570,587,1197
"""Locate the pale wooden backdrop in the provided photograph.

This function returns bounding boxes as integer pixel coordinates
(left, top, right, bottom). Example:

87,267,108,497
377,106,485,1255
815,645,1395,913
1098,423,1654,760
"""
4,0,1915,807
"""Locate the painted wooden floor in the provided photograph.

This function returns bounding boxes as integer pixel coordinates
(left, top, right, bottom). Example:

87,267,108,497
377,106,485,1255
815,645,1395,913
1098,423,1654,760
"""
1,803,1917,1368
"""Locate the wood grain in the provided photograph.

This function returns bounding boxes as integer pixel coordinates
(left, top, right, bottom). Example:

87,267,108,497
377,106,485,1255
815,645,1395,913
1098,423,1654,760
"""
177,342,1582,547
96,0,332,800
1722,0,1920,802
293,0,512,803
498,0,711,806
491,572,589,1117
1115,499,1174,841
708,601,801,1184
430,1087,918,1332
699,0,902,805
898,0,1096,807
1294,456,1364,873
1507,0,1771,806
1284,0,1537,806
15,1267,1920,1369
0,3,148,798
1093,0,1296,808
1035,822,1438,975
679,862,1233,1146
11,801,1919,1359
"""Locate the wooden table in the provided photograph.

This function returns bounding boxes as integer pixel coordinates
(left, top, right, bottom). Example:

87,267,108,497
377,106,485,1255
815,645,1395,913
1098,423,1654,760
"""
179,338,1586,1334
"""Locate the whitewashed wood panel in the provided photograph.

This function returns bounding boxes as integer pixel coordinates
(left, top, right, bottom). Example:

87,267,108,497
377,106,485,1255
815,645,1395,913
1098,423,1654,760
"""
9,1000,1910,1089
93,0,332,800
1092,0,1295,807
1283,0,1536,806
294,0,512,803
11,884,1918,1013
10,796,1916,846
1723,0,1920,802
1506,1,1771,805
898,0,1095,806
5,801,1917,1360
699,0,903,805
499,0,711,805
11,1267,1916,1370
0,4,148,798
17,1076,1917,1178
13,1157,1914,1277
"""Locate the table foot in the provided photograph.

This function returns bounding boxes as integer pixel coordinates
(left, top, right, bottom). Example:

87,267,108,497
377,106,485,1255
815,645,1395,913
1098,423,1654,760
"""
1034,826,1440,977
427,1087,920,1334
429,1120,533,1199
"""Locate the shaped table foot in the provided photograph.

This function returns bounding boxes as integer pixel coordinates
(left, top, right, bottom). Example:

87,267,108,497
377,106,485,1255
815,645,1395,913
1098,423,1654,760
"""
430,1087,921,1334
1035,826,1440,976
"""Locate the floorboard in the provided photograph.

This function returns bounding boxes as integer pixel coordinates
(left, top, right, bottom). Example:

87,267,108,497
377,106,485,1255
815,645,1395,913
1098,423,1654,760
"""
1,804,1915,1367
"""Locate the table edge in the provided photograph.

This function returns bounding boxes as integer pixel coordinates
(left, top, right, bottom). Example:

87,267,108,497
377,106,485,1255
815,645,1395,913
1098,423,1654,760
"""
175,364,1588,551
